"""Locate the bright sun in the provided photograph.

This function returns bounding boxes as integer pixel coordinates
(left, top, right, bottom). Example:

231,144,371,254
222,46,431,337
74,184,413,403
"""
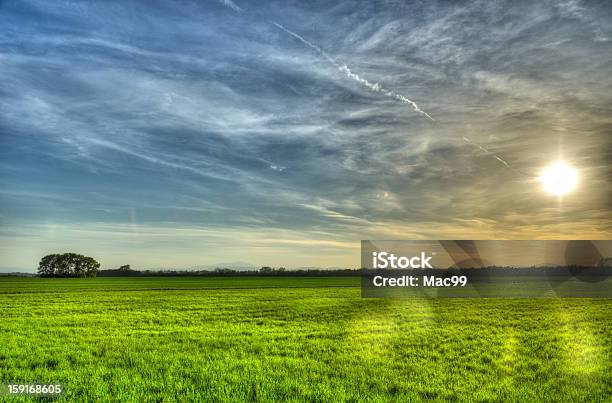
539,162,579,196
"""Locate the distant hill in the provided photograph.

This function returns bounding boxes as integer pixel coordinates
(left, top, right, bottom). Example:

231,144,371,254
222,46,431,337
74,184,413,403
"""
189,262,258,271
0,267,34,274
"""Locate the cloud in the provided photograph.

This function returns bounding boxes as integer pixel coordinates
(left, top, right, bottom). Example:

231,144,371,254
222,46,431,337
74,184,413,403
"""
221,0,242,12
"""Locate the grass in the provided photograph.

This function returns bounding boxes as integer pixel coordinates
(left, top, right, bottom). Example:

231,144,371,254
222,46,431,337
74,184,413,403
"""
0,276,611,401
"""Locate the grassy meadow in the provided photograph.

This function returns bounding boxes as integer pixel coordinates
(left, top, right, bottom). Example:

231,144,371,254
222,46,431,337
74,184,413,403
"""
1,276,611,401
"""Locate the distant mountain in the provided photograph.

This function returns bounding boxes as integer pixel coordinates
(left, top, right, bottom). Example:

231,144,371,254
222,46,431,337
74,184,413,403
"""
189,262,259,271
294,266,353,271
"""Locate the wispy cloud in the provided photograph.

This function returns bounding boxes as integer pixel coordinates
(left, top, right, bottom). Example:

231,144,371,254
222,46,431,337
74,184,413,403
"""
221,0,242,12
219,7,436,121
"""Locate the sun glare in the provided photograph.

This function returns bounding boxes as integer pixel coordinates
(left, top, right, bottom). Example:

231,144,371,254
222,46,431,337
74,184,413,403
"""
539,162,578,196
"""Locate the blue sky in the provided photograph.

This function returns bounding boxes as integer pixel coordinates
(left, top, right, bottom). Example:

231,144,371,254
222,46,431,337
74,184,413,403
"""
1,0,611,270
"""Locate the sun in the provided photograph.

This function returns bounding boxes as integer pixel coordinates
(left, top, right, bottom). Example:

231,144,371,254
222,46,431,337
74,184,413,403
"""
539,162,578,196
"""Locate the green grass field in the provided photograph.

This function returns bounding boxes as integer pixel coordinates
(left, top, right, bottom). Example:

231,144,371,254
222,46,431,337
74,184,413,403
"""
1,276,611,401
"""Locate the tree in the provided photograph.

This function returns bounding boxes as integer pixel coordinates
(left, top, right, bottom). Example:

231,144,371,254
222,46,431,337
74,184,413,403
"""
37,253,100,278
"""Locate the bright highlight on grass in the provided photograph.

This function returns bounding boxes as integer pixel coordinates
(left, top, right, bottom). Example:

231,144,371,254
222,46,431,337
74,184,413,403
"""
539,162,578,196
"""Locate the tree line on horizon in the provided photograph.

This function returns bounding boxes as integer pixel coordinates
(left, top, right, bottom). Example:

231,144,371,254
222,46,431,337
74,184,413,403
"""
98,264,612,277
97,265,360,277
36,253,612,278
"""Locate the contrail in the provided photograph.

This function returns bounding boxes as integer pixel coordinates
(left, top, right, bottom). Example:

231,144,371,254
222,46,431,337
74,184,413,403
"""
337,65,435,121
272,22,336,65
462,137,511,168
272,22,435,121
219,0,435,120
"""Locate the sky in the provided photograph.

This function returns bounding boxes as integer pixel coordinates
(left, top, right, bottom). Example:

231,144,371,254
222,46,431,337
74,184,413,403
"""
1,0,611,271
